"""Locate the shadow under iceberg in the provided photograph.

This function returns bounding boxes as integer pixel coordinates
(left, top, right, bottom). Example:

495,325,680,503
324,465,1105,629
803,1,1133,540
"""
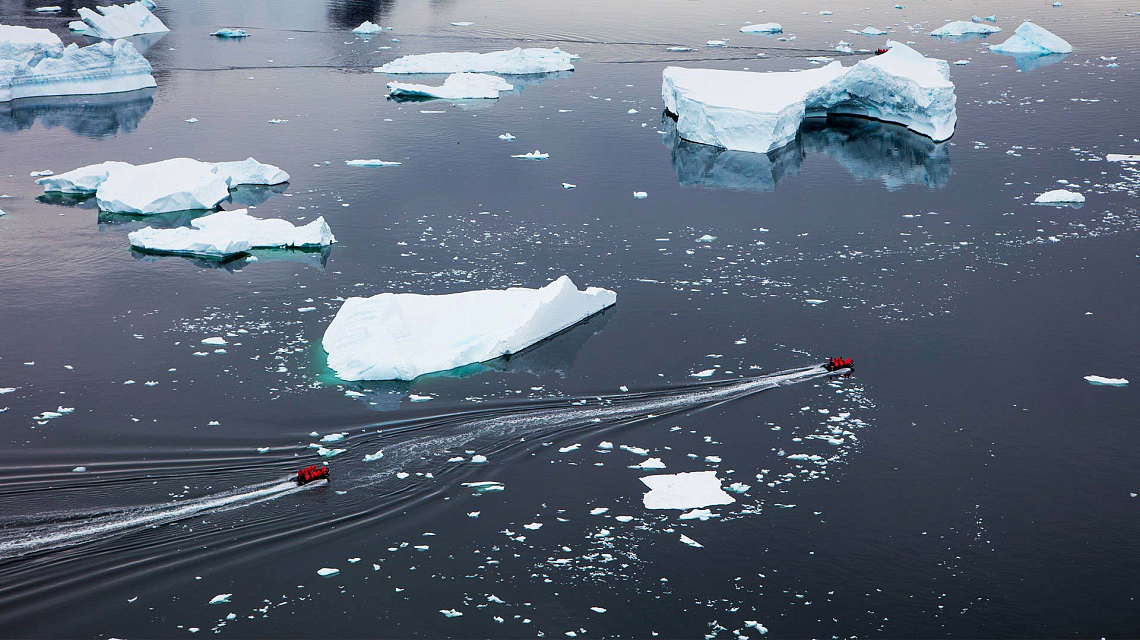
0,88,155,140
662,111,952,191
339,306,615,412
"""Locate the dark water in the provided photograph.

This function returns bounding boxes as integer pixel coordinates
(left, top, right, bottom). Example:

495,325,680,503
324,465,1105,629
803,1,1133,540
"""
1,0,1138,637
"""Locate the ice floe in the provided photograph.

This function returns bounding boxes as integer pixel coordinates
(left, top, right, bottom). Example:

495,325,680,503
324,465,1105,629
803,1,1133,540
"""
210,29,249,38
129,209,334,258
739,23,783,34
929,21,1001,37
317,567,339,577
387,73,514,100
1084,375,1128,386
38,157,288,214
640,471,735,510
1033,189,1084,205
679,534,704,548
512,150,548,160
322,275,616,381
345,159,402,167
352,21,383,35
374,47,577,75
662,41,956,154
0,34,155,103
989,22,1072,55
75,1,169,40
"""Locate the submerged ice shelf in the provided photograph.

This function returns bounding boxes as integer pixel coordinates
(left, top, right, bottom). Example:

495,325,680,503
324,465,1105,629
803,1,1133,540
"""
662,41,957,154
37,157,289,214
0,26,155,103
322,276,616,381
128,208,335,258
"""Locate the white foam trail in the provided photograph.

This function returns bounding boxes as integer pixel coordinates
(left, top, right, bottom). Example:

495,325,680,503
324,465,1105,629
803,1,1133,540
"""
0,479,305,558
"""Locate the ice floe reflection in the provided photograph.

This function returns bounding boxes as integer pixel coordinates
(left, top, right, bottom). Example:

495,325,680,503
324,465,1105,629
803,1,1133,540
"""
662,112,951,191
0,87,154,139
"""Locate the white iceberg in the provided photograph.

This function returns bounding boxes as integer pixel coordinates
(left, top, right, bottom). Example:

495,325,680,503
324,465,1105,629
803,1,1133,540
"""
69,21,87,32
38,157,289,214
0,37,155,103
989,22,1072,55
0,25,64,65
860,26,888,35
322,275,616,381
1084,375,1128,386
1033,189,1084,205
511,150,548,160
662,41,956,154
75,1,169,40
128,208,335,258
929,21,1001,37
352,21,383,34
374,47,576,75
641,471,735,510
740,22,782,34
345,159,402,167
387,72,513,100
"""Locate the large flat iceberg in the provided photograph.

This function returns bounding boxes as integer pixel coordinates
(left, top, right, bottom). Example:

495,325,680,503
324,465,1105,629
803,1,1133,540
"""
640,471,735,510
740,22,782,34
322,275,616,381
989,22,1072,55
929,21,1001,37
37,157,289,214
75,1,169,40
374,47,577,75
0,35,155,103
387,73,514,100
128,209,335,258
662,41,956,154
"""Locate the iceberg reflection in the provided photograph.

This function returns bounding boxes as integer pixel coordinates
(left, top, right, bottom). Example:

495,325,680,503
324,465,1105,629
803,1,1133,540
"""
0,88,154,139
662,112,951,191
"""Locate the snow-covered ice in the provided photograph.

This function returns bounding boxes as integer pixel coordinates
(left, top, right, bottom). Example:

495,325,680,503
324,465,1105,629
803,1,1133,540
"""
990,22,1072,55
374,47,576,75
1033,189,1084,205
38,158,288,214
679,534,704,548
129,209,335,258
0,36,155,103
663,41,956,154
208,594,232,605
352,21,383,34
387,73,513,100
640,471,736,510
345,159,402,167
929,21,1001,37
317,567,339,577
740,23,782,34
511,150,548,160
75,1,169,40
322,275,616,381
633,191,647,199
1084,375,1128,386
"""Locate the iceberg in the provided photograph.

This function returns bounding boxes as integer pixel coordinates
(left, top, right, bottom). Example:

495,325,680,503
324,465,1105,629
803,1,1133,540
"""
345,159,402,167
352,21,383,34
990,22,1072,55
860,26,888,35
511,150,548,159
929,21,1001,37
210,29,250,38
0,37,155,103
663,41,956,154
374,47,576,75
1084,375,1128,386
1033,189,1084,205
38,157,289,214
640,471,735,510
128,208,335,258
387,72,514,100
75,1,170,40
322,275,616,381
740,23,782,34
0,25,64,65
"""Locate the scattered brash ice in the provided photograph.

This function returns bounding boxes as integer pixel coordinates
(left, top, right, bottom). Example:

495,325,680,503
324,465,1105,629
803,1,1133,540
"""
322,275,616,380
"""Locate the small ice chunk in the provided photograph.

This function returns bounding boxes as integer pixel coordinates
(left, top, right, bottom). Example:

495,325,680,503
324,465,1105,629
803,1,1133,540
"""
498,133,516,141
1033,189,1084,205
210,29,250,38
408,394,433,402
691,369,715,378
739,23,782,34
1084,375,1128,386
679,534,704,548
72,466,87,473
929,21,1001,37
629,457,667,470
470,454,488,463
678,508,718,520
523,522,542,530
633,191,648,199
512,150,549,160
364,450,384,462
346,159,402,167
450,21,474,27
620,445,649,455
352,21,383,35
440,609,463,618
202,337,227,345
317,567,339,577
208,594,232,605
388,72,513,100
320,433,347,442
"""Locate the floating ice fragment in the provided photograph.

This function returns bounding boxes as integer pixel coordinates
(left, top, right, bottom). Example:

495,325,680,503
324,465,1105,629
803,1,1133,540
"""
559,444,581,453
641,471,735,510
352,21,383,34
679,534,704,548
691,369,715,378
210,29,250,38
1033,189,1084,205
388,72,513,100
678,508,718,520
317,447,346,458
745,621,769,635
467,511,480,518
990,22,1072,55
706,40,727,47
320,433,346,442
620,445,649,455
860,26,888,35
512,150,548,160
562,182,576,189
75,1,169,40
666,46,694,52
317,567,339,577
202,337,227,345
375,47,576,74
72,466,87,473
322,276,615,381
345,159,402,167
633,191,648,199
440,609,463,618
590,507,609,515
364,450,384,462
696,234,716,242
929,21,1001,37
470,454,488,463
598,441,613,449
450,22,474,27
740,23,782,33
1084,375,1128,386
1107,154,1140,162
409,394,434,402
523,522,542,530
629,457,667,470
208,594,231,605
591,607,607,613
129,209,334,259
